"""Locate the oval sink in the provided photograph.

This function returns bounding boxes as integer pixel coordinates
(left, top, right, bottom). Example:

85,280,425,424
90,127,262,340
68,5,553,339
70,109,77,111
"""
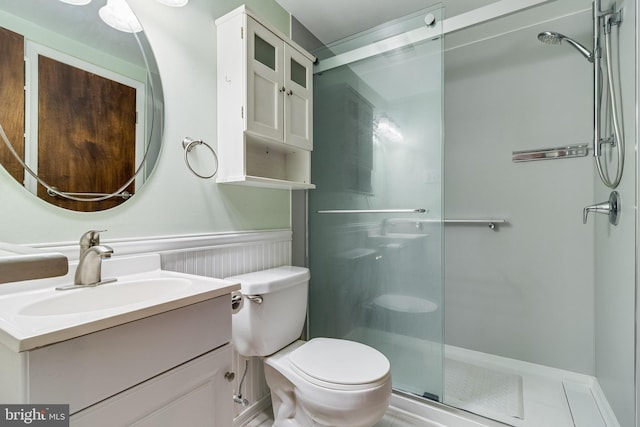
19,278,191,316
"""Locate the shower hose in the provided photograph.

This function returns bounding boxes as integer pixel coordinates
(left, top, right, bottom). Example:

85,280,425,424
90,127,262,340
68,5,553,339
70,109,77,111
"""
596,28,624,188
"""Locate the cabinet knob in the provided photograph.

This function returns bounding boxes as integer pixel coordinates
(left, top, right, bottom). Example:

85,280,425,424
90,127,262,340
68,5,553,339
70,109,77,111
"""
286,89,293,96
224,371,235,382
279,86,286,93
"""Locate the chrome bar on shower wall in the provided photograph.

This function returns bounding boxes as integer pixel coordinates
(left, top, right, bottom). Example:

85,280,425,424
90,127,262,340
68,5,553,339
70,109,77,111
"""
316,213,507,230
384,218,508,231
512,144,589,162
443,219,507,230
316,209,427,214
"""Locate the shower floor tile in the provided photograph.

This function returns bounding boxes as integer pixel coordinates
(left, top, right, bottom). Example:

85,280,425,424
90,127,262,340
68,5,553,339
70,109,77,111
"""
444,345,603,426
445,358,524,421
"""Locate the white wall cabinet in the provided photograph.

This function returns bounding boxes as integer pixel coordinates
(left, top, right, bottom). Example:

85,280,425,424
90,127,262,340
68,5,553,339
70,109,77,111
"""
216,5,315,189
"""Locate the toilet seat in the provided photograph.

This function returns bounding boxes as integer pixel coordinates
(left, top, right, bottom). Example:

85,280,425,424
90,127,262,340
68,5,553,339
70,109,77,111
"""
288,338,390,391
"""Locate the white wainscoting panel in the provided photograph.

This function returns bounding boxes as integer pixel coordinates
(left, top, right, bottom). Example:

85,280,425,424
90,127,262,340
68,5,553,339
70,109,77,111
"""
161,239,291,279
159,231,291,420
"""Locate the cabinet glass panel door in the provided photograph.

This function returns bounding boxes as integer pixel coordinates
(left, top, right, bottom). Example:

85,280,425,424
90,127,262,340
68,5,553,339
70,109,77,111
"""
284,46,312,150
246,17,283,141
254,34,276,70
290,58,306,88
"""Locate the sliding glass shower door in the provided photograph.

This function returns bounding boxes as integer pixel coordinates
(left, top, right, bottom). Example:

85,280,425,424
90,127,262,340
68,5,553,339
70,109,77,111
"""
308,5,444,400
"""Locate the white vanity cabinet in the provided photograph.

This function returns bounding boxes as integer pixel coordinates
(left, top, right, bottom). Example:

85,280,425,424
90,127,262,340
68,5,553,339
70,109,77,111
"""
216,5,315,189
71,345,233,427
0,296,234,426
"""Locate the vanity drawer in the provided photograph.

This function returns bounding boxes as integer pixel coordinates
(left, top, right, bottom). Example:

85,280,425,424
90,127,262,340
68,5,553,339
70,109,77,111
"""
25,295,231,413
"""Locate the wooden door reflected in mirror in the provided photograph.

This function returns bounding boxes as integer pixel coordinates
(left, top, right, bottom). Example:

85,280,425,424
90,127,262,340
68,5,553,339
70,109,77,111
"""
37,56,137,211
0,25,147,212
0,27,24,185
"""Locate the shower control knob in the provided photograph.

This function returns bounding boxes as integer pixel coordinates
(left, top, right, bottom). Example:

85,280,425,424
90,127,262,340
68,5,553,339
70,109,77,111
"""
224,371,235,382
583,191,620,225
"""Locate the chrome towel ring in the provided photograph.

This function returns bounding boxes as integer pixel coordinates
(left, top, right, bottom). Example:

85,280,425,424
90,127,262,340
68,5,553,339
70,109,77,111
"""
182,137,219,179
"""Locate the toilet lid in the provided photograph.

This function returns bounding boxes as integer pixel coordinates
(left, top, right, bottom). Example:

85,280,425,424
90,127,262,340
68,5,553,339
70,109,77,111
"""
289,338,390,390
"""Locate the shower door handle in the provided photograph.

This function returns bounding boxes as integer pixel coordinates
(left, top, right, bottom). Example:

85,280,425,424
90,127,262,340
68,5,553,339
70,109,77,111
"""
316,209,428,214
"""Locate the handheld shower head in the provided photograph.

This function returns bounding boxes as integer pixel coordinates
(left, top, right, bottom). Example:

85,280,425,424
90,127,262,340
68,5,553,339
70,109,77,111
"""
537,31,594,62
538,31,563,44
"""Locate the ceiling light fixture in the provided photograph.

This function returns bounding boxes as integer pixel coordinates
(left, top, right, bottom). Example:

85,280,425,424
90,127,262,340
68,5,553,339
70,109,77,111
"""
156,0,189,6
59,0,92,5
99,0,142,33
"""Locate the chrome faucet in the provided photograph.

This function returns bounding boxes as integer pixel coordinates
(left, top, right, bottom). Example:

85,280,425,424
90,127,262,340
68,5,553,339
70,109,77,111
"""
74,244,114,286
57,231,115,290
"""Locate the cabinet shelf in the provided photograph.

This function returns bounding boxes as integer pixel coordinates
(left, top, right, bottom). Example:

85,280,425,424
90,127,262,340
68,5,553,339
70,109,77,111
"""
216,175,315,190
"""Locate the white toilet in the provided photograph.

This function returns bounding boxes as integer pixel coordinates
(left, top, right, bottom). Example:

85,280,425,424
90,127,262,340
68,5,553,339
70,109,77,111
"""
226,266,392,427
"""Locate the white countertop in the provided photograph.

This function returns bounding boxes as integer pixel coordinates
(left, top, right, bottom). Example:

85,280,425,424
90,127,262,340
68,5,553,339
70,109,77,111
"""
0,254,239,352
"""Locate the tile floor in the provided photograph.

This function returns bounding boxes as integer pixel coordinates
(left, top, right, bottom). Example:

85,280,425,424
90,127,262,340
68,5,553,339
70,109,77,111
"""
243,405,444,427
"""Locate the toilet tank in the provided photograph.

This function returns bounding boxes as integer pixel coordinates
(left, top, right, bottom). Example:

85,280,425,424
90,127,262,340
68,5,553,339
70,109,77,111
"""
225,266,310,357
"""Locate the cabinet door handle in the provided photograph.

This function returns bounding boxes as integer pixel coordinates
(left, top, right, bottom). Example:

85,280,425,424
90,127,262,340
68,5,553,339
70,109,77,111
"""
279,86,286,92
286,89,293,96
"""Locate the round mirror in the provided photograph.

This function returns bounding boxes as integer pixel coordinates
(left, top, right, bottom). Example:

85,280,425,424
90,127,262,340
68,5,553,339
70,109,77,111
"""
0,0,163,212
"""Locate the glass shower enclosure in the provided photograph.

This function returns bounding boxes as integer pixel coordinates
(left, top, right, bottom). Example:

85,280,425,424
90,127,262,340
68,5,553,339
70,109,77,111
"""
308,5,444,401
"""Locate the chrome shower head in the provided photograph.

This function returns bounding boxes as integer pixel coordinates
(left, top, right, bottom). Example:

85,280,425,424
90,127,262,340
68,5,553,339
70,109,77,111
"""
537,31,594,62
538,31,563,44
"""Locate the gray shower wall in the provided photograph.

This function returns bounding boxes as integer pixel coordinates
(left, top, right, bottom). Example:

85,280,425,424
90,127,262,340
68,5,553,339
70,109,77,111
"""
593,0,636,425
444,0,638,421
443,7,596,374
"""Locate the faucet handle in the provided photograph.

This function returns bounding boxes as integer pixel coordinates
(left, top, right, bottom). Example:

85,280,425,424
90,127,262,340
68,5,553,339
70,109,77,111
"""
80,230,106,247
583,191,620,225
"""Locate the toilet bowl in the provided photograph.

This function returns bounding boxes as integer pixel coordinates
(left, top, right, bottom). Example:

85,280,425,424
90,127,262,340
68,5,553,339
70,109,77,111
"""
265,339,391,427
225,266,392,427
